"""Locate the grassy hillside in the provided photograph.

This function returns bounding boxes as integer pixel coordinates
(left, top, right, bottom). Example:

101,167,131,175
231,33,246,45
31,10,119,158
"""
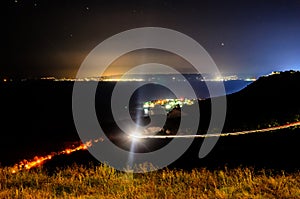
1,164,300,199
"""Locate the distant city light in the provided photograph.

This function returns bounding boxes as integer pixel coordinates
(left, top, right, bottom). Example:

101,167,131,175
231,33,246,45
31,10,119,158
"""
143,98,195,116
1,74,260,83
101,78,145,82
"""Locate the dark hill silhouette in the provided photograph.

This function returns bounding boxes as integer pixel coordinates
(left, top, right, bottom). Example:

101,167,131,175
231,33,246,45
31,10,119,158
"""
224,70,300,131
162,70,300,134
160,70,300,170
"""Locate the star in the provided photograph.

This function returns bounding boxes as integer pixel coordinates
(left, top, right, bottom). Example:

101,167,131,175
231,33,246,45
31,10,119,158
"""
221,42,225,47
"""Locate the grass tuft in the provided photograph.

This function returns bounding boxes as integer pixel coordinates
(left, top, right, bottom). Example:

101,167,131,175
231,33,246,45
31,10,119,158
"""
1,164,300,198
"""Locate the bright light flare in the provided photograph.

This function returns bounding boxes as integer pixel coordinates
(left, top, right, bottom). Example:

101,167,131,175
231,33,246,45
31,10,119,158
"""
128,133,143,143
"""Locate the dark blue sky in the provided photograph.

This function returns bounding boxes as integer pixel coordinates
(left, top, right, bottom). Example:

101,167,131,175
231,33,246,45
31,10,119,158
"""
3,0,300,78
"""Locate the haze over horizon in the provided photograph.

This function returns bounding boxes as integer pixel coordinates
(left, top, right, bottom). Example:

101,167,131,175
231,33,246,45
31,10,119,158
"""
3,0,300,78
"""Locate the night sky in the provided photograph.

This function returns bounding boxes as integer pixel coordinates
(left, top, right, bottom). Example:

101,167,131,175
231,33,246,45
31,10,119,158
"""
3,0,300,78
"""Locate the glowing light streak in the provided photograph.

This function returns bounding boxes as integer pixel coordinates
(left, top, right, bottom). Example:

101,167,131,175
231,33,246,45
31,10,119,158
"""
10,121,300,173
128,121,300,139
11,138,103,173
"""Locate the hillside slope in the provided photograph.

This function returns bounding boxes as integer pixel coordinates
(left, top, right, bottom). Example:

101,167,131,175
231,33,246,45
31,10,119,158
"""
224,70,300,131
163,70,300,133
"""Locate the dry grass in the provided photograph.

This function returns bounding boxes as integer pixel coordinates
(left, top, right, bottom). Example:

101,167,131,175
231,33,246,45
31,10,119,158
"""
1,164,300,198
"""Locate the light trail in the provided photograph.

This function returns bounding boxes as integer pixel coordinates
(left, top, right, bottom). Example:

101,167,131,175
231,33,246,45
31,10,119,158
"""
11,138,104,173
10,121,300,173
129,121,300,139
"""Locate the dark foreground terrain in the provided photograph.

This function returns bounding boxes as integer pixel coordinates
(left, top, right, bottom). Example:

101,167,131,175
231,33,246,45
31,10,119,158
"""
1,71,300,171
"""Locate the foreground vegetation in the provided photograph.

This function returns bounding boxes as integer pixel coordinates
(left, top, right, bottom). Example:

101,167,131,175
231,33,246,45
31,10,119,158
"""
1,164,300,198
